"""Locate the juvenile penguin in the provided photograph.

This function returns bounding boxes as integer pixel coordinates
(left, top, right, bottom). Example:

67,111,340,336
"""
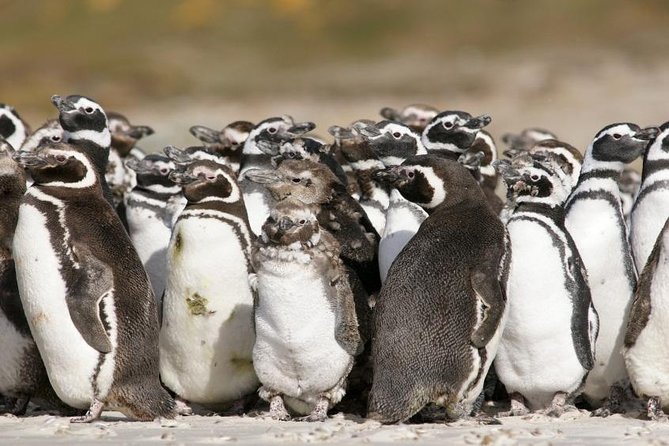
0,104,30,149
252,198,362,420
502,128,558,156
160,160,258,409
21,119,64,152
565,123,659,410
380,103,438,133
13,142,175,422
493,154,598,415
239,116,314,235
630,123,669,271
368,155,507,423
624,209,669,420
190,120,254,173
124,154,184,304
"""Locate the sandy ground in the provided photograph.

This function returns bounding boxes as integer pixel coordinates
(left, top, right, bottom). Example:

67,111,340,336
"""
1,407,669,445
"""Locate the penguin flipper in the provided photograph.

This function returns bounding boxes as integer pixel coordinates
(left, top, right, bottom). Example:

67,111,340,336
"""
469,262,506,349
67,245,114,353
330,269,363,357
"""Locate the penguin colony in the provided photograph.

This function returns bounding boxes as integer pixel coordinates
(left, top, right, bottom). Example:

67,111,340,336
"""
1,96,669,425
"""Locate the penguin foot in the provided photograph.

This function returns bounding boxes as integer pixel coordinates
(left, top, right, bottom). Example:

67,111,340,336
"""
175,398,193,416
298,397,329,422
647,396,667,421
70,399,104,423
593,384,627,417
540,392,570,417
498,392,530,417
9,396,29,416
269,395,291,421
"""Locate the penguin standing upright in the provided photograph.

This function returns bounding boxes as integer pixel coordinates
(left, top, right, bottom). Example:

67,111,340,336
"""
124,154,184,304
160,160,258,409
13,142,174,422
493,153,598,416
0,104,30,150
565,123,659,410
252,198,361,421
190,120,254,173
368,155,507,423
630,123,669,271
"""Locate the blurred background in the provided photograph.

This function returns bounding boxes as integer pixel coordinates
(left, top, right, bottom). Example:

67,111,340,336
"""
1,0,669,151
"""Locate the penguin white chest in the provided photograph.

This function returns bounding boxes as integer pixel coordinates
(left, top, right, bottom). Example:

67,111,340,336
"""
631,191,669,271
13,203,115,409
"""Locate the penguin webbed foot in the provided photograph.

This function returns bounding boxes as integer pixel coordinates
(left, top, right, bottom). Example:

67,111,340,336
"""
268,395,291,421
175,398,193,416
498,392,530,417
646,396,668,421
0,395,29,416
297,396,329,422
539,392,574,418
70,399,104,423
592,384,627,418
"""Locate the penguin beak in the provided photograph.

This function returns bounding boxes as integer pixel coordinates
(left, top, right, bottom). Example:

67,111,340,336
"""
328,125,356,141
163,145,193,164
634,127,660,141
379,107,401,121
125,158,155,174
168,169,197,185
189,125,220,144
0,137,15,156
464,114,492,130
285,121,316,137
125,125,154,140
373,167,401,185
278,217,295,231
13,150,49,168
353,122,382,139
244,168,282,185
502,147,528,159
51,95,75,113
492,159,522,183
256,139,280,156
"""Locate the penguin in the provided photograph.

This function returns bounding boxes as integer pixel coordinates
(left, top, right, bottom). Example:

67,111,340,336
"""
251,198,362,421
492,153,598,416
164,144,230,167
619,167,641,228
12,141,175,422
0,104,30,150
502,127,558,156
329,119,375,200
20,119,64,152
421,111,492,160
106,112,154,207
124,154,185,305
160,160,258,409
367,154,507,423
624,210,669,420
470,129,500,209
51,94,115,206
379,103,438,133
239,116,315,235
0,139,74,416
271,137,348,186
630,123,669,271
190,120,255,173
565,123,659,411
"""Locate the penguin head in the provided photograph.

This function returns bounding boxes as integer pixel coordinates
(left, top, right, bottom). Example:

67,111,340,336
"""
355,121,426,167
20,119,64,152
528,139,582,189
107,112,154,157
0,104,30,150
51,95,111,149
169,160,239,204
642,121,669,162
274,137,325,164
164,144,229,169
328,120,381,169
125,154,179,193
422,111,491,157
243,115,315,156
502,127,557,157
190,120,254,157
261,198,320,248
495,153,571,206
374,154,479,211
380,104,438,133
14,142,99,189
245,159,340,205
588,123,659,164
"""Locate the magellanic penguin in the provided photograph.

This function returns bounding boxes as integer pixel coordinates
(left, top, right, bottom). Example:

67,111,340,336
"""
12,142,175,422
501,127,558,156
565,123,659,411
630,123,669,272
368,155,507,423
160,160,258,410
106,112,154,208
190,120,255,173
0,104,30,150
239,116,315,235
51,94,115,206
619,167,641,229
329,119,375,200
492,153,598,416
252,198,362,421
624,203,669,420
124,154,185,305
21,119,64,152
0,139,75,416
379,103,438,133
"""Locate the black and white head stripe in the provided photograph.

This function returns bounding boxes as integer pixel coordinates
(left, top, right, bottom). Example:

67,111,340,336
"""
15,144,98,189
362,121,427,167
243,116,314,156
172,161,241,204
511,156,571,206
584,123,658,167
421,111,491,156
643,121,669,163
21,119,64,152
0,104,29,149
52,95,111,148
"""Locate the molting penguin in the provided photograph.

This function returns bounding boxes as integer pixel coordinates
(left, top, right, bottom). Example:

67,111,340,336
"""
493,153,598,416
368,155,507,423
380,103,438,133
21,119,64,152
124,154,184,305
0,104,30,150
160,160,258,409
13,142,175,422
190,120,255,173
252,198,361,421
239,116,315,235
630,123,669,272
565,123,659,410
502,127,558,155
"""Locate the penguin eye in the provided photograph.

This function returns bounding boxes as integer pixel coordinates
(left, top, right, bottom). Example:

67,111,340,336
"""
206,174,216,180
292,177,301,183
55,154,67,163
298,219,306,225
160,168,169,175
84,107,94,114
51,135,61,142
530,174,540,181
231,141,238,146
268,127,277,134
393,132,402,139
612,133,622,140
443,121,454,129
408,171,415,179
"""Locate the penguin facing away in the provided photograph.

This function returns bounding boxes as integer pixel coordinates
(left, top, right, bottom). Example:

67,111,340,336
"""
12,142,174,422
368,155,507,423
0,104,30,150
252,198,362,421
493,153,598,416
565,123,659,410
160,160,258,408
